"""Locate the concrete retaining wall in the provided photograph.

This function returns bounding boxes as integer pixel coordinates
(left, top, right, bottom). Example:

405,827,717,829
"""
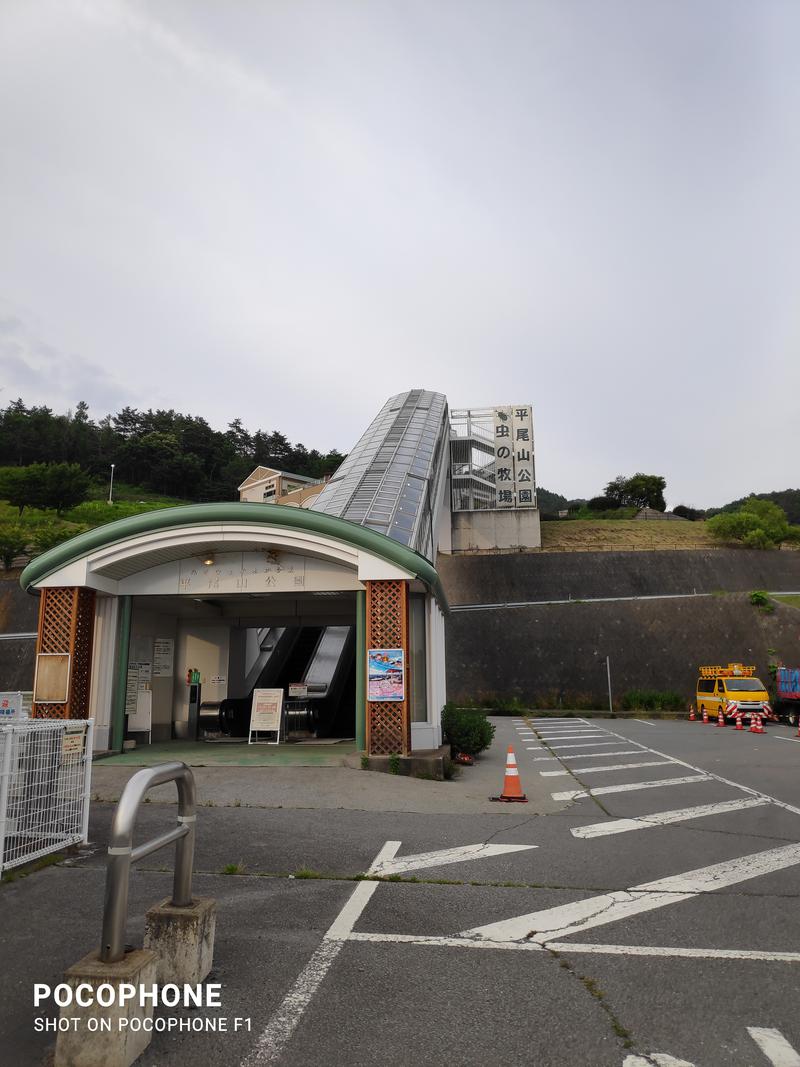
438,547,800,605
445,592,800,706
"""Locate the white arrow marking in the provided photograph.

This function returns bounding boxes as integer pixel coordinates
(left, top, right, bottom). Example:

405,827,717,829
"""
552,774,710,801
243,840,400,1065
572,797,771,838
346,931,800,963
541,760,673,777
369,842,536,877
748,1027,800,1066
462,841,800,943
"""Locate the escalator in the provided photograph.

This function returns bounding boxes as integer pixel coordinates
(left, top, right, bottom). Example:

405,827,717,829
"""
218,625,353,739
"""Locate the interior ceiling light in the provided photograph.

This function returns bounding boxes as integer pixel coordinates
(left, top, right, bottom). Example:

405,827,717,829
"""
202,554,215,566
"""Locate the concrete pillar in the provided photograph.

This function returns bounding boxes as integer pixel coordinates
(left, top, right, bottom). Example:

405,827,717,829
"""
54,948,158,1067
144,896,216,984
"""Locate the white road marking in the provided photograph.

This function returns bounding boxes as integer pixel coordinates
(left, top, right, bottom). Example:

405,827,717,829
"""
636,721,655,727
572,797,771,838
242,840,400,1065
547,741,639,750
528,718,589,723
624,1054,696,1067
585,723,800,820
747,1027,800,1066
540,760,673,777
369,842,536,877
556,750,647,760
774,736,800,744
552,774,710,801
462,841,800,944
346,931,800,964
536,733,607,741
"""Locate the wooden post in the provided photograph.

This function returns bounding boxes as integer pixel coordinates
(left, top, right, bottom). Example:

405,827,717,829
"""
364,579,410,756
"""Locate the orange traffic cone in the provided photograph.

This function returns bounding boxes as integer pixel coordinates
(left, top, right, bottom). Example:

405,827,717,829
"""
749,714,765,735
688,705,696,721
702,709,709,724
716,708,726,728
491,746,528,803
796,721,800,738
735,713,744,731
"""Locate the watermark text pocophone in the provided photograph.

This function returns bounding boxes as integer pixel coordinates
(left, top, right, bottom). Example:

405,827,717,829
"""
33,983,251,1033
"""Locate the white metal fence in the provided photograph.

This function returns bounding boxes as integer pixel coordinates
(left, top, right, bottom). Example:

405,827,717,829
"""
0,718,93,876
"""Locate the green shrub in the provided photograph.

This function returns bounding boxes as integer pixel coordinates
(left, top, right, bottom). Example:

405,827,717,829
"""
748,589,775,613
620,689,684,712
441,704,496,756
0,524,28,568
31,523,87,555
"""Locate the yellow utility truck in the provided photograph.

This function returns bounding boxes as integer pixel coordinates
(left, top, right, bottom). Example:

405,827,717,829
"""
695,664,774,722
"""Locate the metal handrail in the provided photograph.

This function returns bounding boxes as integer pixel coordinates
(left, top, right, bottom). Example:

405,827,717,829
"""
100,762,197,963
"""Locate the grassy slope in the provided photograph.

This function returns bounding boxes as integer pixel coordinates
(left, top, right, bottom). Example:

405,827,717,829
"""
540,519,721,552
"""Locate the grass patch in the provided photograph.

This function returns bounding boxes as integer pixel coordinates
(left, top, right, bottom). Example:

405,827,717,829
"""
221,860,247,875
540,519,719,553
1,851,67,884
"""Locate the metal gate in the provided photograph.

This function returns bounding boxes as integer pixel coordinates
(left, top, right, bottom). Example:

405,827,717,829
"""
0,718,93,876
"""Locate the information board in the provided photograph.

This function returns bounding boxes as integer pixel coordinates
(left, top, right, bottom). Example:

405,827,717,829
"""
248,688,284,744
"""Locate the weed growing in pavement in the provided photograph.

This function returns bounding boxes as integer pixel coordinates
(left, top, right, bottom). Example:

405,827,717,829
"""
387,752,401,774
360,755,369,770
233,798,242,807
221,861,247,875
292,868,324,879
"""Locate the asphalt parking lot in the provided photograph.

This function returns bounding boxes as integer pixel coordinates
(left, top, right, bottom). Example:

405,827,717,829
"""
3,715,800,1066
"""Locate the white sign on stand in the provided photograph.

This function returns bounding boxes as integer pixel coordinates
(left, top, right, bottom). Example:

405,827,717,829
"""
248,688,284,745
128,690,152,744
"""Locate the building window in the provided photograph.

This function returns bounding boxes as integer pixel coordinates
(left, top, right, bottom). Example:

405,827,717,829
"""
409,594,428,723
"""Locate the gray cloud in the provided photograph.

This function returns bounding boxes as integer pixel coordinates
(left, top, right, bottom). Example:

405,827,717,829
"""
0,0,798,506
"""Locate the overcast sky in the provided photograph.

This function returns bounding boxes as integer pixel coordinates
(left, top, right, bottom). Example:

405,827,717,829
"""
1,1,798,507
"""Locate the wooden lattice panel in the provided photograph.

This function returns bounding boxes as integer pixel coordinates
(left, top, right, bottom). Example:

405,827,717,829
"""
365,579,411,756
69,588,96,720
38,588,74,653
33,587,96,720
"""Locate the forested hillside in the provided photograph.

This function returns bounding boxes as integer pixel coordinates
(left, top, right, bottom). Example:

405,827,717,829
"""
0,400,345,501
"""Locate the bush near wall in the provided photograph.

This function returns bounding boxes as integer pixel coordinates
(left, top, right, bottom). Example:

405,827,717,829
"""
621,689,684,712
441,704,496,756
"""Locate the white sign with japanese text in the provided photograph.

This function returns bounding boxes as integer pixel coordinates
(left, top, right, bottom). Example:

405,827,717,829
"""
493,404,535,508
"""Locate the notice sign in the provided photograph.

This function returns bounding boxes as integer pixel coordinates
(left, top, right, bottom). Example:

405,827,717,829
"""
249,688,283,744
153,638,174,677
0,692,24,720
367,649,405,703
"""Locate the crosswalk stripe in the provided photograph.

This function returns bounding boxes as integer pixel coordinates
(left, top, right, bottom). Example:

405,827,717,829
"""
552,774,710,801
571,797,771,838
541,760,673,777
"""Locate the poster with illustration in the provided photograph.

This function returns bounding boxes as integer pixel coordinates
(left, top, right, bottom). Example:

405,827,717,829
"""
367,648,405,702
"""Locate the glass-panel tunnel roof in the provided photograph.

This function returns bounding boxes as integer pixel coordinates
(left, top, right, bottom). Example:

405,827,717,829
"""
311,389,449,561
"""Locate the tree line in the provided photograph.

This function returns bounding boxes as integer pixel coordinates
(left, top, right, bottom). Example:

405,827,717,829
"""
0,399,345,501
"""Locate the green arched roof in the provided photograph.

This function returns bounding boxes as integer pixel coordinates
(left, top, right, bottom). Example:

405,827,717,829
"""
20,502,447,608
